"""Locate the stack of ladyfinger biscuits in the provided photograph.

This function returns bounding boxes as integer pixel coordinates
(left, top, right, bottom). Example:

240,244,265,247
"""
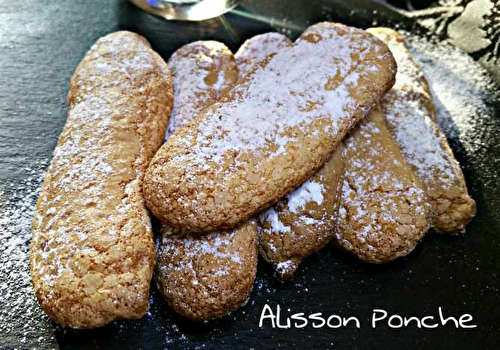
30,23,476,328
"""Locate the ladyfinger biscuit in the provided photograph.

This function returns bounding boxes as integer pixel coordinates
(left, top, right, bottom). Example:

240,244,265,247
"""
166,41,239,137
335,107,431,264
259,145,344,279
155,41,258,320
367,28,476,233
235,32,344,279
156,222,258,320
144,22,397,232
235,32,293,78
30,31,173,328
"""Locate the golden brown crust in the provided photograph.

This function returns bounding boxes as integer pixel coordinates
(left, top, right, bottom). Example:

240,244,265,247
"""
166,41,239,137
144,22,397,232
155,222,258,320
334,107,432,264
155,41,257,320
30,31,173,328
368,27,476,233
259,145,344,279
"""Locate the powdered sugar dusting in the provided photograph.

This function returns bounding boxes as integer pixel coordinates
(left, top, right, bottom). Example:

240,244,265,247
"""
275,260,295,275
29,31,172,328
155,220,258,319
158,40,244,280
154,39,258,317
166,41,238,137
286,179,324,214
336,111,430,261
238,31,338,274
257,142,342,278
32,34,165,290
169,25,389,168
235,33,304,230
383,91,456,187
369,29,458,188
235,32,292,78
158,228,244,286
259,207,291,234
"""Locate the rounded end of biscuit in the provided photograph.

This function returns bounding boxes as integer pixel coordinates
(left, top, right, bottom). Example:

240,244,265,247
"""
432,194,477,233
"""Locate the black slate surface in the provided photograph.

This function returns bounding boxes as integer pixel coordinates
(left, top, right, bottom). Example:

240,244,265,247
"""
0,0,499,349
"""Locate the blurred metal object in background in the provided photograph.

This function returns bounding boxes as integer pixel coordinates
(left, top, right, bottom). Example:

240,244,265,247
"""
130,0,239,21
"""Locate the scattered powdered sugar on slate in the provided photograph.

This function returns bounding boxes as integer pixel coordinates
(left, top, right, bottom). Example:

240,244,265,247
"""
0,159,57,348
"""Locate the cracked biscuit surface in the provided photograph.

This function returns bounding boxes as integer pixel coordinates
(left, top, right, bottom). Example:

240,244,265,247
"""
155,41,258,320
30,31,173,328
368,27,476,233
335,107,431,264
144,22,397,232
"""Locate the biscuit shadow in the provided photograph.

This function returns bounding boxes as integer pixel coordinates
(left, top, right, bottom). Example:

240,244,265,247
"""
329,239,428,273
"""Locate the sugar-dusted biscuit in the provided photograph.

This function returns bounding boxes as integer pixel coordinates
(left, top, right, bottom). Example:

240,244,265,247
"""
166,41,238,137
368,27,476,233
30,31,173,328
155,41,258,320
334,107,431,264
144,22,397,232
156,222,258,320
259,145,344,279
235,32,293,78
235,32,344,279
